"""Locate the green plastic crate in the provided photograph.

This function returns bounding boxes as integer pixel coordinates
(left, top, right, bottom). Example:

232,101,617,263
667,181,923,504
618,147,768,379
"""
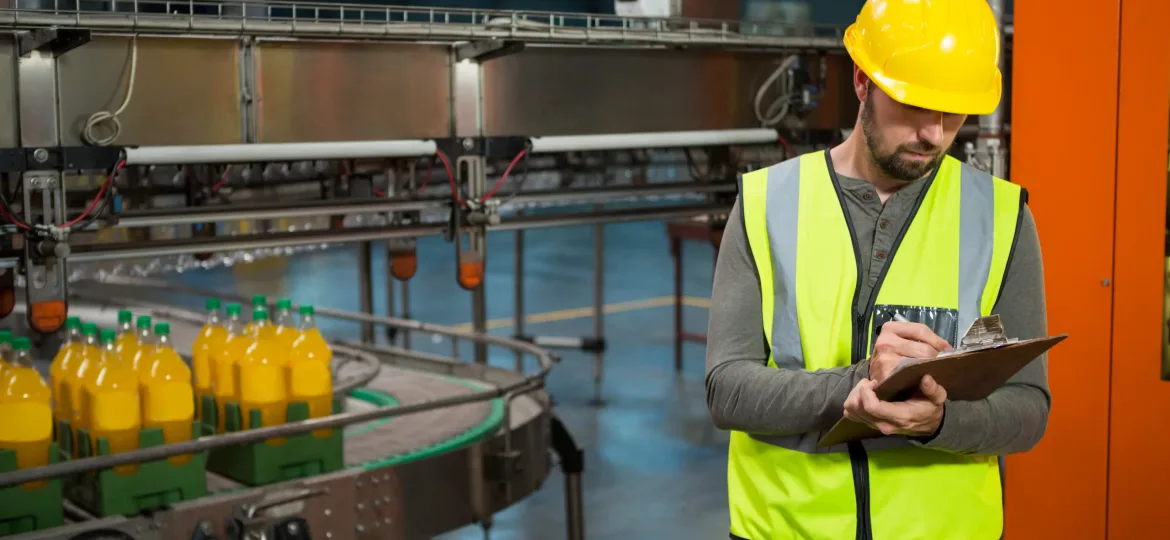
68,424,208,517
206,399,344,486
0,444,64,536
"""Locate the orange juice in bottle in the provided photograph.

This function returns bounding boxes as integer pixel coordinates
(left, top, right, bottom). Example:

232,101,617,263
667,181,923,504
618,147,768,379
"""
140,323,194,466
114,309,135,353
243,295,267,335
128,316,154,373
288,305,333,438
49,317,83,423
191,299,226,422
82,329,140,474
67,323,102,442
272,298,300,350
235,308,287,444
0,337,53,490
211,303,245,432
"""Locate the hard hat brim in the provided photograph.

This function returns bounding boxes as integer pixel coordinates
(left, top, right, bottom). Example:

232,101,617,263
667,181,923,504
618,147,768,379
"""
844,24,1003,116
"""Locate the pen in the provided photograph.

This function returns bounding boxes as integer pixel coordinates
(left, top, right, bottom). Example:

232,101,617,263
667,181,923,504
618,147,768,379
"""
893,313,909,323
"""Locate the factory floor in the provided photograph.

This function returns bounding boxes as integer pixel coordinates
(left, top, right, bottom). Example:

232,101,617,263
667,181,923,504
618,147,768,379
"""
161,218,730,540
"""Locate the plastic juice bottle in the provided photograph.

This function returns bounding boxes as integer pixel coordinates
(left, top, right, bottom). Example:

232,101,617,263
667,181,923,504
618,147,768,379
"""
83,329,140,475
129,316,154,374
114,309,135,357
244,294,267,335
0,337,53,490
0,330,12,380
211,303,245,432
67,323,102,438
288,305,333,438
192,299,226,419
140,323,194,466
235,308,288,445
273,298,300,350
49,317,83,424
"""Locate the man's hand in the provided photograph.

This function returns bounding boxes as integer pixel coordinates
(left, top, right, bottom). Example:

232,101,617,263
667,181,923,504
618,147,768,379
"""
842,375,948,438
868,321,952,382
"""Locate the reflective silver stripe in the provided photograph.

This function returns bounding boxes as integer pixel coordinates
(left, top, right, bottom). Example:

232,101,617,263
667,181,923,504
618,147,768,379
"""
958,162,997,337
764,158,803,371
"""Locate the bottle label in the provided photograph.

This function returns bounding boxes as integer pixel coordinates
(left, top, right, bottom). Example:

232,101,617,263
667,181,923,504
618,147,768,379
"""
143,382,195,423
0,402,52,442
90,390,141,431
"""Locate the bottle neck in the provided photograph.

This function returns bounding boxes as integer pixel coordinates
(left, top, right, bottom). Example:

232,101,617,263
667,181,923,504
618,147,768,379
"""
14,351,32,368
85,335,97,346
300,314,316,330
67,328,81,343
207,311,222,326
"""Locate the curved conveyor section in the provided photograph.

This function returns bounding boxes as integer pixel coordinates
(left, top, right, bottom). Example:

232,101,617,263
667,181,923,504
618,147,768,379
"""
0,279,569,540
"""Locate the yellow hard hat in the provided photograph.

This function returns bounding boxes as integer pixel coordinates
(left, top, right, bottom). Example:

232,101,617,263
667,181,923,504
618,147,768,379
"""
843,0,1003,115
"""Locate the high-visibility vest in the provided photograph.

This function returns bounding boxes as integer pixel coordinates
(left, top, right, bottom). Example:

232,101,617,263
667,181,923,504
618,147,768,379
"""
730,150,1026,540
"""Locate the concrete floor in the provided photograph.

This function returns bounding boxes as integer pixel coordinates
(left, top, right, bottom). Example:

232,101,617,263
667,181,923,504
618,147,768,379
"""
154,217,731,539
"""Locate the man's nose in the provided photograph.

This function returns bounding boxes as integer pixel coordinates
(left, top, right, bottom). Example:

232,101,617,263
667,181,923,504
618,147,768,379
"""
916,111,945,147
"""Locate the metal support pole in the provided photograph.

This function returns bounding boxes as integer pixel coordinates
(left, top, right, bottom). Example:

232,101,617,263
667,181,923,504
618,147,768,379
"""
590,213,605,406
513,216,525,373
385,255,396,344
358,241,374,343
472,285,488,365
400,280,412,350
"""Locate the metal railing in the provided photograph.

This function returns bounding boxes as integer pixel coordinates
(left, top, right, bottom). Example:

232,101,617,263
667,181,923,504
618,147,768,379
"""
0,0,848,49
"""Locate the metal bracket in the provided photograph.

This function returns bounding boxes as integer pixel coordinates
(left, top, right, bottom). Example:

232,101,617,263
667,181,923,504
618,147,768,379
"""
483,449,523,484
17,28,91,58
0,146,123,173
455,40,524,63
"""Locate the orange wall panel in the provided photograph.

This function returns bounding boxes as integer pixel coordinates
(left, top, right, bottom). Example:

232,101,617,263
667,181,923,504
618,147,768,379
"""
1007,1,1119,538
1109,0,1170,537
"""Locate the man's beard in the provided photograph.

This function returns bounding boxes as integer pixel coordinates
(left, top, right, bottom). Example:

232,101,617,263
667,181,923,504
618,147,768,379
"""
860,95,945,182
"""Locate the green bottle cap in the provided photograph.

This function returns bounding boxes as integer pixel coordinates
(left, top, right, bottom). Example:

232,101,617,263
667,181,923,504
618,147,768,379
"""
154,323,170,336
66,316,81,329
12,337,30,351
136,315,152,329
0,330,12,344
251,294,267,306
226,303,242,316
117,310,133,323
277,298,292,310
253,308,269,321
99,329,116,343
82,323,98,336
298,305,314,316
206,298,221,310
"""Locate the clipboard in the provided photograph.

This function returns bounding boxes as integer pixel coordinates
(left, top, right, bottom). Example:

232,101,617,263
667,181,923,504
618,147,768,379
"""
816,317,1067,448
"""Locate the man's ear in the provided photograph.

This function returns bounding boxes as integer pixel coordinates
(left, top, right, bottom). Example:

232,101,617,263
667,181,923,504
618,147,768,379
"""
853,65,870,102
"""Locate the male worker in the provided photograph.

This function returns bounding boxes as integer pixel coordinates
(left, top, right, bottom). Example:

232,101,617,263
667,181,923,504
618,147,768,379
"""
704,1,1051,539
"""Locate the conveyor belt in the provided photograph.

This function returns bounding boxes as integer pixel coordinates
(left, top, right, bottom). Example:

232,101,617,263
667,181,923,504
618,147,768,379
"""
206,365,503,492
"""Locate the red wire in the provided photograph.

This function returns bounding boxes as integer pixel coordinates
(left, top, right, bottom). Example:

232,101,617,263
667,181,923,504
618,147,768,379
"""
481,147,529,202
416,158,434,193
62,159,124,228
776,134,794,158
211,165,232,192
434,150,458,204
0,204,29,231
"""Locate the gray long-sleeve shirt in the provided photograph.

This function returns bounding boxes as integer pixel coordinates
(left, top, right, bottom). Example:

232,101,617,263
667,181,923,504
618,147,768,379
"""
704,170,1051,455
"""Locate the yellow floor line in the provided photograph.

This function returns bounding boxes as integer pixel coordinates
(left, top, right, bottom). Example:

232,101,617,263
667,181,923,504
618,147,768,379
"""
451,295,710,332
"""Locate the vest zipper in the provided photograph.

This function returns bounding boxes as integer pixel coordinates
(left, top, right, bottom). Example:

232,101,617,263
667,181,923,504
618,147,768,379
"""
824,151,938,540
